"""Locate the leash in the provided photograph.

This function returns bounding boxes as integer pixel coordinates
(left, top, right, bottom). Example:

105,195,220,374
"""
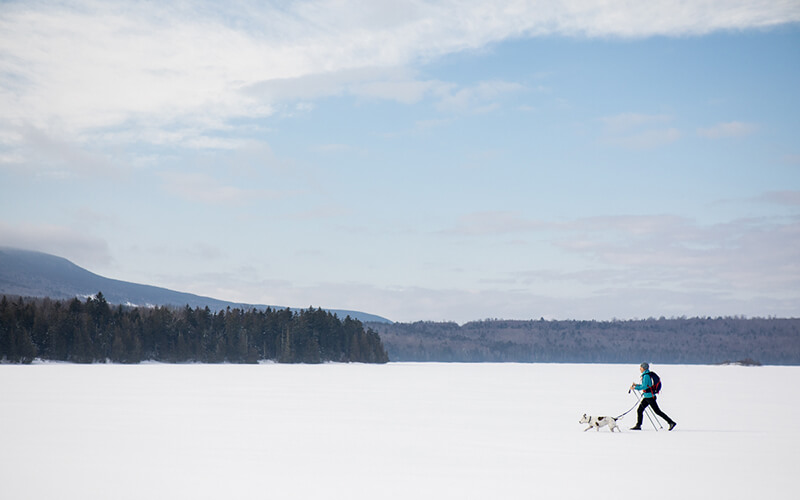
615,391,640,419
615,401,639,419
616,377,646,420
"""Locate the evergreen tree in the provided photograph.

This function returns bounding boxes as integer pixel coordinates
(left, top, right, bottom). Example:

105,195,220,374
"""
0,294,391,364
0,296,11,360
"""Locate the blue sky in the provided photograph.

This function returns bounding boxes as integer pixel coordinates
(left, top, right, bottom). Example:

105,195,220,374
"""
2,1,799,323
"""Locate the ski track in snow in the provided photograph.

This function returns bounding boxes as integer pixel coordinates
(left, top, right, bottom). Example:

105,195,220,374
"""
1,363,796,499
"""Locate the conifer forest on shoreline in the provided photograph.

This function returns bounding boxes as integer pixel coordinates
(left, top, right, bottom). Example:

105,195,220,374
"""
0,293,389,364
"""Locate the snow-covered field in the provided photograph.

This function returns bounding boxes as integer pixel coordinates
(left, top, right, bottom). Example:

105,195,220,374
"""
1,362,796,499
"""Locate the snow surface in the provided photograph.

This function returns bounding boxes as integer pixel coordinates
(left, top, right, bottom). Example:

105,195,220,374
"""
1,363,796,499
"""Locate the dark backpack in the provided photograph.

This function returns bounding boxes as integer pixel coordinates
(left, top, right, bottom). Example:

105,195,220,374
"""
644,371,661,395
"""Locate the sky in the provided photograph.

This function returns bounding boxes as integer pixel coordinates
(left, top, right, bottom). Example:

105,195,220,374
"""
1,0,799,323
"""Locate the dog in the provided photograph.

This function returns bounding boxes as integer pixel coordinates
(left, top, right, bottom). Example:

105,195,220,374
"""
579,413,620,432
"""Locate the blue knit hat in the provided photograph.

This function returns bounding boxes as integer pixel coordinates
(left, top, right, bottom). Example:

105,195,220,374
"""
640,362,649,370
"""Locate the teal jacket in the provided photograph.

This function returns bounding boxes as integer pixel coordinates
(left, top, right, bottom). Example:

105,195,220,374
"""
634,371,655,398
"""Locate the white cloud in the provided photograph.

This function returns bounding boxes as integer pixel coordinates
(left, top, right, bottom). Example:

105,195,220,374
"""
94,126,252,151
352,79,444,105
550,214,800,295
2,0,797,147
180,272,800,323
0,221,112,267
436,80,525,113
599,113,681,149
245,66,450,106
1,126,123,179
697,121,758,139
440,212,800,311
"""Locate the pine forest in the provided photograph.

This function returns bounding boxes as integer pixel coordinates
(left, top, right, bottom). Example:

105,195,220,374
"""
0,293,389,364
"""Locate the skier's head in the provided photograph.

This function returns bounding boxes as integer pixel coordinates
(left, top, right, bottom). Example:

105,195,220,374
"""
640,362,649,371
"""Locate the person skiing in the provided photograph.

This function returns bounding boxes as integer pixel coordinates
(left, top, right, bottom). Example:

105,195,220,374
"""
629,362,677,431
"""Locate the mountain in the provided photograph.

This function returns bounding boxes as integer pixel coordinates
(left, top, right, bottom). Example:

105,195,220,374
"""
0,247,391,323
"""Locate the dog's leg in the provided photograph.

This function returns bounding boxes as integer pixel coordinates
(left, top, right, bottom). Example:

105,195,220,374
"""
584,426,592,432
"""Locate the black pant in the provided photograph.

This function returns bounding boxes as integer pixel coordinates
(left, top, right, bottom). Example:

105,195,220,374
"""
636,397,675,427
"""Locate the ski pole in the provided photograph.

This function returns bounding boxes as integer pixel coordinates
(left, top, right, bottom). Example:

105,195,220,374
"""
632,390,659,431
642,393,661,431
638,390,664,430
650,404,664,430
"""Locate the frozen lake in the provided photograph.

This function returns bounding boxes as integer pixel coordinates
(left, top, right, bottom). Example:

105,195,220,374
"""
1,362,796,499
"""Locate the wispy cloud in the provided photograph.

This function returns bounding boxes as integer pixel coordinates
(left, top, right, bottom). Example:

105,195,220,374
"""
435,80,525,114
753,190,800,207
0,221,112,267
2,0,797,149
442,211,800,304
185,273,800,323
550,214,800,295
247,68,525,114
599,113,681,149
697,121,758,139
2,126,122,179
245,67,445,106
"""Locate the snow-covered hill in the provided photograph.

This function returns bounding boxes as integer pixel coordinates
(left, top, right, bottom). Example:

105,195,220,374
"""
0,247,391,323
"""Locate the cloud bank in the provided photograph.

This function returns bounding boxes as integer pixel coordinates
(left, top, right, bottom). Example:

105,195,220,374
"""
2,0,798,143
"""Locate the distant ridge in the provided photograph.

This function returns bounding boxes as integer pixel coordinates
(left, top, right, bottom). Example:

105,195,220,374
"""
0,247,391,324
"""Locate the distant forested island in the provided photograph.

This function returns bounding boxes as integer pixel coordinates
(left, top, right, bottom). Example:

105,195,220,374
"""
0,293,388,364
368,317,800,365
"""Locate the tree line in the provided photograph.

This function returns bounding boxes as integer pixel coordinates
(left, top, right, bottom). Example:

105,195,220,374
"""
368,316,800,365
0,293,389,364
